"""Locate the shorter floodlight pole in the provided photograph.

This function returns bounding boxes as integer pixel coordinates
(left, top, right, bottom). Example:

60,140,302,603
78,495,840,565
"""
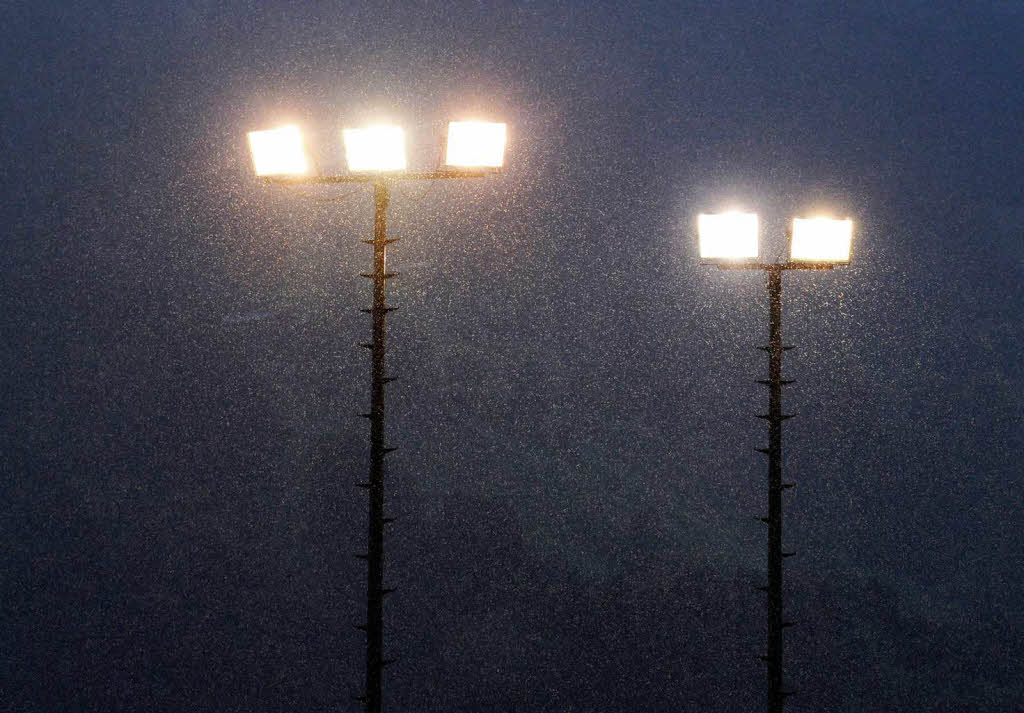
760,265,789,713
716,257,835,712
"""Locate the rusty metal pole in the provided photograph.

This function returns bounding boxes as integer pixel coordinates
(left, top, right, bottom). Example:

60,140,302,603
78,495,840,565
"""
359,178,396,713
260,167,492,713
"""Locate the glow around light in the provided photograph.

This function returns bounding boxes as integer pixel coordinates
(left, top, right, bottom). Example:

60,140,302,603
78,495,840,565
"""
247,125,309,176
790,217,853,262
445,121,507,168
698,212,759,260
343,125,407,172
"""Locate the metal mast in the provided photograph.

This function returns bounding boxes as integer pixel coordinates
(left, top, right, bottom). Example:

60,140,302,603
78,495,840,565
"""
258,168,492,713
757,266,796,712
356,179,398,713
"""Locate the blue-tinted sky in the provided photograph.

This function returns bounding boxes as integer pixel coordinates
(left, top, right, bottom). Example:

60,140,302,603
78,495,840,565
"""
2,1,1022,711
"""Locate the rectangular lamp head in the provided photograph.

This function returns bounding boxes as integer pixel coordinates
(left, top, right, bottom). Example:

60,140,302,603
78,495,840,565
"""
698,212,759,261
445,121,507,168
247,125,309,177
790,217,853,263
343,125,407,172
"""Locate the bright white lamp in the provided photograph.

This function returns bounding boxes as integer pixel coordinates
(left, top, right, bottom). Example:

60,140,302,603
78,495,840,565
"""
698,212,759,261
247,125,309,177
790,217,853,263
445,121,507,168
343,125,407,172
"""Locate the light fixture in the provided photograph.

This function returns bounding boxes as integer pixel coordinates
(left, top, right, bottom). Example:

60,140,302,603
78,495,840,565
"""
444,121,507,168
790,217,853,263
698,211,759,261
342,125,407,173
247,125,309,177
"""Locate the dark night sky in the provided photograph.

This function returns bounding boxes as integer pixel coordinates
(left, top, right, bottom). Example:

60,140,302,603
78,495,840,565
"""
2,1,1022,711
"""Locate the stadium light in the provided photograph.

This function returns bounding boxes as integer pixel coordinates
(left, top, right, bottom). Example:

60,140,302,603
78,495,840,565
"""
343,125,408,173
790,217,853,263
444,121,507,168
247,125,309,177
698,211,759,261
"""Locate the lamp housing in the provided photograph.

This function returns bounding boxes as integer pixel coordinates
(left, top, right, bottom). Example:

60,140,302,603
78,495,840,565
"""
343,125,407,173
444,121,507,169
247,125,309,177
698,212,760,261
789,217,853,263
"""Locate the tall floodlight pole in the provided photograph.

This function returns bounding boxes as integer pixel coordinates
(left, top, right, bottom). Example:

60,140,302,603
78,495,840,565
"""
365,177,392,713
247,120,508,713
698,212,854,713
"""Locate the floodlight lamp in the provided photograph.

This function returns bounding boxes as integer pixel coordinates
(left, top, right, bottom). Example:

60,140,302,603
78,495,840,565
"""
698,212,759,261
790,217,853,263
343,125,407,172
247,125,309,177
445,121,507,168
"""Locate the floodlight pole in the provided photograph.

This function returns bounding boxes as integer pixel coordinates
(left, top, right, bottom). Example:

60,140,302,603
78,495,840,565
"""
266,169,488,713
762,265,789,713
363,178,392,713
716,258,835,713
